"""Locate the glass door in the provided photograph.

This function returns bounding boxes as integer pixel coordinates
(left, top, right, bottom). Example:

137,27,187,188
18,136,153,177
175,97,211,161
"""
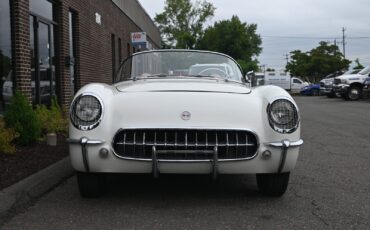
30,17,55,106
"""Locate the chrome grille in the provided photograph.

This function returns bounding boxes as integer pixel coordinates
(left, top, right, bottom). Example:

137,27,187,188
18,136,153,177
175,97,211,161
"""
334,78,341,85
112,129,259,161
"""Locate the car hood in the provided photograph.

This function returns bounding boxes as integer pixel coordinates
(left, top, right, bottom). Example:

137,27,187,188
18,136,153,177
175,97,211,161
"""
320,77,334,83
115,79,251,94
336,73,362,80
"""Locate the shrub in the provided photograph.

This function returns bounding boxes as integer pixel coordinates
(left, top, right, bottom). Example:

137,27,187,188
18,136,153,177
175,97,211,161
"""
50,96,68,134
0,118,19,154
35,104,51,135
4,91,41,145
35,96,68,136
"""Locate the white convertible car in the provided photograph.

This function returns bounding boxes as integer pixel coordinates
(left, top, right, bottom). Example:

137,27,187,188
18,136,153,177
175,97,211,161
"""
68,50,303,197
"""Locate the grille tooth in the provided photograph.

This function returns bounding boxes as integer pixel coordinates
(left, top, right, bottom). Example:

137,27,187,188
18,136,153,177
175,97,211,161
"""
113,129,258,161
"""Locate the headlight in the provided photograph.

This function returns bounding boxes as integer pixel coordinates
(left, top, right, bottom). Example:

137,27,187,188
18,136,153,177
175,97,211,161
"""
70,94,103,131
267,99,299,134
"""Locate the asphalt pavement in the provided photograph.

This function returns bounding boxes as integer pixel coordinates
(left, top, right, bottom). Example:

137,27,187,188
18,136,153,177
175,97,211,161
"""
1,96,370,229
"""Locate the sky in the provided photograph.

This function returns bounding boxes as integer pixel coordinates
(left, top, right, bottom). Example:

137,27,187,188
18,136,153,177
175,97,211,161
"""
138,0,370,70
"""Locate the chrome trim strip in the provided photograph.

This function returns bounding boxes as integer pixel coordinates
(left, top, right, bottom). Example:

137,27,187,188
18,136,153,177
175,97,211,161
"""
67,138,105,145
267,139,303,148
114,143,255,147
152,146,159,178
212,146,218,181
111,128,260,162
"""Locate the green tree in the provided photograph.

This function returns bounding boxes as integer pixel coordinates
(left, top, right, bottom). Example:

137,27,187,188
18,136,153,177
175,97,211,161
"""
286,41,351,81
196,16,262,73
155,0,215,49
353,58,364,70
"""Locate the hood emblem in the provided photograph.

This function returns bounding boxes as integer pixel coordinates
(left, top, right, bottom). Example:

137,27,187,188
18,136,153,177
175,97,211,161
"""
181,111,191,121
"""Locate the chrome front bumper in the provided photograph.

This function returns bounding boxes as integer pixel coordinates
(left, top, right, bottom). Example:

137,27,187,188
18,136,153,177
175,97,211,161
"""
320,86,333,94
68,137,303,177
333,84,349,94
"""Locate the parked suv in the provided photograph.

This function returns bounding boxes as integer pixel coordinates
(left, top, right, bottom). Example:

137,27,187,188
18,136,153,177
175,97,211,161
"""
333,67,370,100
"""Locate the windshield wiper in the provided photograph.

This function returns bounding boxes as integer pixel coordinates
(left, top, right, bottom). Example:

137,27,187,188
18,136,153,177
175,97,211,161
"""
133,73,174,81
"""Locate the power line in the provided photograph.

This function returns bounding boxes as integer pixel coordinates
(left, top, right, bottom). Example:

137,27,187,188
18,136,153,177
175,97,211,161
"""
261,35,370,40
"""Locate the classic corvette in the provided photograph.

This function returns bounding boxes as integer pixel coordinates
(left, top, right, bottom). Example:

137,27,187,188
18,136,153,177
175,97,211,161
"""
68,50,303,197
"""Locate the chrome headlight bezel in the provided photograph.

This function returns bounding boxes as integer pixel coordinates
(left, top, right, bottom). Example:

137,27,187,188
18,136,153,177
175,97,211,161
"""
267,99,300,134
70,93,104,131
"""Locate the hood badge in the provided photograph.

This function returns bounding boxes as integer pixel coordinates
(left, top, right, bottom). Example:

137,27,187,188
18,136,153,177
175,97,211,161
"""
181,111,191,121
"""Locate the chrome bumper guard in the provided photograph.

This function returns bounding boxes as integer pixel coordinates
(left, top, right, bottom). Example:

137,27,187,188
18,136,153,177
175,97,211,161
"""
333,84,349,93
151,146,219,180
267,139,303,173
67,137,105,172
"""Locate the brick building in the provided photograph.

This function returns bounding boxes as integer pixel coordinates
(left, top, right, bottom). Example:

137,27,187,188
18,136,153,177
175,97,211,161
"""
0,0,160,112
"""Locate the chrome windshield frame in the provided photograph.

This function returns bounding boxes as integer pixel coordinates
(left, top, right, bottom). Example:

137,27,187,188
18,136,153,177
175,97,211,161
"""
114,49,244,83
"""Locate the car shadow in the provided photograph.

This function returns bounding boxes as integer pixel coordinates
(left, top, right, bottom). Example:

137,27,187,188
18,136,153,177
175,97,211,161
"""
104,174,261,200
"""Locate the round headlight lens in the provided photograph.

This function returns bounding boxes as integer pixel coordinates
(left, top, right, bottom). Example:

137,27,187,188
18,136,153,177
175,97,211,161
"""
268,99,299,133
70,94,103,130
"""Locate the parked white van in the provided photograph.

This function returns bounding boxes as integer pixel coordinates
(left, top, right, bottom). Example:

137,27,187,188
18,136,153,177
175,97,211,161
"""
264,71,309,93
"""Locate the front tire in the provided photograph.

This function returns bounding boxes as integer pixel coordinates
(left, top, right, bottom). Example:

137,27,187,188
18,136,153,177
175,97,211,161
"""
77,172,106,198
346,85,362,101
256,172,290,197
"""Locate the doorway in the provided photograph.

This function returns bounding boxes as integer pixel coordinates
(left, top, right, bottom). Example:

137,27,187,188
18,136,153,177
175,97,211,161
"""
29,13,56,106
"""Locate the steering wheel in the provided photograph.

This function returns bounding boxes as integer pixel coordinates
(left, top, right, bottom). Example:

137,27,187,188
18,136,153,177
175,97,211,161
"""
198,68,228,78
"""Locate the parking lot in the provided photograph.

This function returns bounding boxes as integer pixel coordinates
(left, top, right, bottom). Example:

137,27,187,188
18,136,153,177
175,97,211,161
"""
1,96,370,230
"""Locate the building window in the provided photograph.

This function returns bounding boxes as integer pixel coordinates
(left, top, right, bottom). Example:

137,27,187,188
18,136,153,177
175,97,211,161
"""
69,10,77,94
118,38,122,63
111,34,116,81
29,0,56,106
0,0,13,112
29,0,55,21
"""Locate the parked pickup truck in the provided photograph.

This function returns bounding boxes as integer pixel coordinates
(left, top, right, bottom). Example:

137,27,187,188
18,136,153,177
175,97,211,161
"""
320,70,359,98
333,66,370,100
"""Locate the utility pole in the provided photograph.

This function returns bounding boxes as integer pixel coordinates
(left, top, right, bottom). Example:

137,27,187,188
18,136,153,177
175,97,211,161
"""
284,54,289,65
259,64,266,74
342,27,346,58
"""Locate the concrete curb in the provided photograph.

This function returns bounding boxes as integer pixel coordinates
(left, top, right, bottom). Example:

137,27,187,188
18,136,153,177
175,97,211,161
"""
0,157,74,217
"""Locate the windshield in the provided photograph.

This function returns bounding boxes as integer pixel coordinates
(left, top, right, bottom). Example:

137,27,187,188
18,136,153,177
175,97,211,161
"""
343,69,360,75
115,50,243,83
359,66,370,75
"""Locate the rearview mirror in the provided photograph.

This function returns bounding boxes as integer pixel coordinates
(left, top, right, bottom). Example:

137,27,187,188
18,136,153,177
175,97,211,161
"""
246,71,257,87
